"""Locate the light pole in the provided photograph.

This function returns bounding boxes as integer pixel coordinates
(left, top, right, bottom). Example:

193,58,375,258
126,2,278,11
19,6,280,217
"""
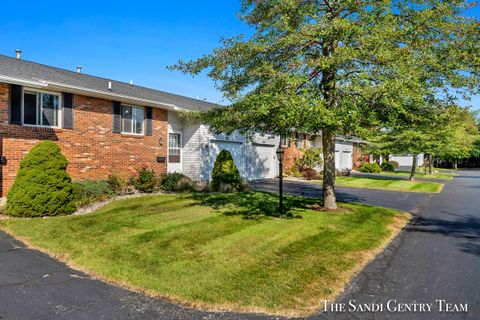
276,146,285,214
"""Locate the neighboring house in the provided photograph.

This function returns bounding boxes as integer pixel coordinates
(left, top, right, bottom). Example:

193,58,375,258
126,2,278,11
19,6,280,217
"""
389,154,425,170
0,53,278,197
281,133,368,172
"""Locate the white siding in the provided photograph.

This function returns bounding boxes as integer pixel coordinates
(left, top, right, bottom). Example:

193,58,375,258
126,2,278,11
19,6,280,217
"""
181,124,203,180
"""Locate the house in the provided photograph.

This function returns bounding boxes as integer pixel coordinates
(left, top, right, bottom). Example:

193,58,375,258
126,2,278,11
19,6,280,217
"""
281,132,369,172
0,53,279,197
389,154,425,170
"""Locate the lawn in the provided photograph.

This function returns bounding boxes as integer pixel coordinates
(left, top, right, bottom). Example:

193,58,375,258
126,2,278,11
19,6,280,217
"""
382,170,458,180
0,192,408,316
335,176,443,193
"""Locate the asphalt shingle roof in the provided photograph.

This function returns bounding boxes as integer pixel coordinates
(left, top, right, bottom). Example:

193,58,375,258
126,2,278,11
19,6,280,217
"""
0,54,217,111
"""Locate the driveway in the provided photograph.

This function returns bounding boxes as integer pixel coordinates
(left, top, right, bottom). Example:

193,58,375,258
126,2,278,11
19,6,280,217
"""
250,178,431,212
312,169,480,319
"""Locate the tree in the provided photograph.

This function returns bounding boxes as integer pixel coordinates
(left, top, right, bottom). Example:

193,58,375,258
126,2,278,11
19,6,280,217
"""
171,0,480,209
5,141,76,217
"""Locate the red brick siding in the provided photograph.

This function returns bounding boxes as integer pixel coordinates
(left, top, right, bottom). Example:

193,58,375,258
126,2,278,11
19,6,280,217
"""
283,133,313,171
0,83,168,196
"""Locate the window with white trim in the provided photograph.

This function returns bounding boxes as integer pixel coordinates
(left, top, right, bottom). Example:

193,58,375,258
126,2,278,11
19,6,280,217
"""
23,90,61,127
122,105,144,134
168,133,181,163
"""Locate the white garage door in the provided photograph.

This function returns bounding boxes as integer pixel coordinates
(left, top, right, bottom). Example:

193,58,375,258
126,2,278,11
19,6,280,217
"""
246,144,276,180
208,140,276,181
340,151,353,170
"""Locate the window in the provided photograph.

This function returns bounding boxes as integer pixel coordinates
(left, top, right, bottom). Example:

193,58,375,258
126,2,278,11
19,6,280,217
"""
296,133,304,148
122,105,144,134
280,136,290,147
23,90,60,127
168,133,181,163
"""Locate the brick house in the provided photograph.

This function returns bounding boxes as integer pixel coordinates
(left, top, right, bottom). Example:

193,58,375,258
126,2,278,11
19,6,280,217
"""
280,132,369,172
0,53,223,197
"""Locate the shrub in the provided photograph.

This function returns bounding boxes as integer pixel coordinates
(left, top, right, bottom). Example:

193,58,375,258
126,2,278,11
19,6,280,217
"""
159,172,192,192
285,166,302,177
72,180,115,206
107,173,123,193
211,150,244,192
295,147,323,172
5,141,76,217
129,167,158,193
337,168,352,176
302,168,320,180
388,160,400,169
381,162,396,172
357,162,382,173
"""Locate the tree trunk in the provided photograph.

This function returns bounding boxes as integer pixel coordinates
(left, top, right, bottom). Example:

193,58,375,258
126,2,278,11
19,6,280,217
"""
453,160,458,170
322,129,337,210
409,154,418,181
429,156,434,174
424,154,428,175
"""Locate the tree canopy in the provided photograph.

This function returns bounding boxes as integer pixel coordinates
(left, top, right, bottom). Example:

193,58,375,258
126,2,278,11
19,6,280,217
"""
172,0,480,209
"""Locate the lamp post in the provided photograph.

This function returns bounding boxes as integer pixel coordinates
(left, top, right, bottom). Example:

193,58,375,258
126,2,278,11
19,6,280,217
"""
276,146,285,214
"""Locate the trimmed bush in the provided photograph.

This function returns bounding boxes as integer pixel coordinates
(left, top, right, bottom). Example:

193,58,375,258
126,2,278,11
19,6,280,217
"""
5,141,76,217
381,162,396,172
357,162,382,174
211,150,244,192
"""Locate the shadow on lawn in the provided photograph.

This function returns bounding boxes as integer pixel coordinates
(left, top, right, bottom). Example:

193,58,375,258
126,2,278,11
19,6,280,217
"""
186,191,321,220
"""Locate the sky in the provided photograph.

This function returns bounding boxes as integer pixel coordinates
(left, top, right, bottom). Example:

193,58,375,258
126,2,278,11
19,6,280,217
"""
0,0,479,109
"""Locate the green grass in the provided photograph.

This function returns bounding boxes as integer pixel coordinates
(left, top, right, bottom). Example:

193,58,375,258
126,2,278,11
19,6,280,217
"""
335,176,443,193
0,192,408,316
382,170,458,180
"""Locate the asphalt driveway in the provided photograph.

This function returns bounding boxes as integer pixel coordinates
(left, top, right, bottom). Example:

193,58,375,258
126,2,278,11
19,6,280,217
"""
249,178,431,212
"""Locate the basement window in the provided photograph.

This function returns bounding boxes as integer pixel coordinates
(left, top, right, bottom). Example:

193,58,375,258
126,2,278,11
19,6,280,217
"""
23,89,61,127
122,105,144,135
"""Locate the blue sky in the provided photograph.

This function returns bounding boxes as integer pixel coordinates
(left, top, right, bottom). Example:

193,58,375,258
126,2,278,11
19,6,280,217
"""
0,0,478,109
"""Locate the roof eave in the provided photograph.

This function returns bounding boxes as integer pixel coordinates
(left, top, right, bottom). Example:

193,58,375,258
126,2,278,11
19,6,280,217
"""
0,74,185,112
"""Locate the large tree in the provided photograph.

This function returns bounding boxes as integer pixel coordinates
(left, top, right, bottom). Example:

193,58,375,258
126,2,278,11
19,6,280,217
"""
172,0,479,209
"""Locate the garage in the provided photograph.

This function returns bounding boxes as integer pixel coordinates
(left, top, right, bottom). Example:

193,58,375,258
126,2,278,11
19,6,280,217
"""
208,140,277,181
245,143,276,180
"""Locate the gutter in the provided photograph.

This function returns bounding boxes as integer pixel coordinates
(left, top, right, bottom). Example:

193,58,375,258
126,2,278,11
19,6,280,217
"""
0,74,185,112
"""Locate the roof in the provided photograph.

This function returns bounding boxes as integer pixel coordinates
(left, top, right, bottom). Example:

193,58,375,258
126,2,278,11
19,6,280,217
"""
0,54,218,111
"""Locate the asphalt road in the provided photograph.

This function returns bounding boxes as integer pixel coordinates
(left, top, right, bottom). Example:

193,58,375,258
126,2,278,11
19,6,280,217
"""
0,171,478,319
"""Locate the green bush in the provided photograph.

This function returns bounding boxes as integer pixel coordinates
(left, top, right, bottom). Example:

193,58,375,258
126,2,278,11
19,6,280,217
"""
381,162,396,172
159,172,192,192
129,167,158,193
388,160,400,169
211,150,244,192
357,162,382,174
72,180,115,206
5,141,76,217
107,173,123,193
295,147,323,172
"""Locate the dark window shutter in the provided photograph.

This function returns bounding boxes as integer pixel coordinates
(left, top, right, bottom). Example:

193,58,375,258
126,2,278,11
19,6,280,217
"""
62,93,74,129
9,84,22,124
113,101,121,133
145,107,153,136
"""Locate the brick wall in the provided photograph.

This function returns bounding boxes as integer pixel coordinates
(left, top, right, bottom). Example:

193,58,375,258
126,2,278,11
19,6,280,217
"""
0,83,168,196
